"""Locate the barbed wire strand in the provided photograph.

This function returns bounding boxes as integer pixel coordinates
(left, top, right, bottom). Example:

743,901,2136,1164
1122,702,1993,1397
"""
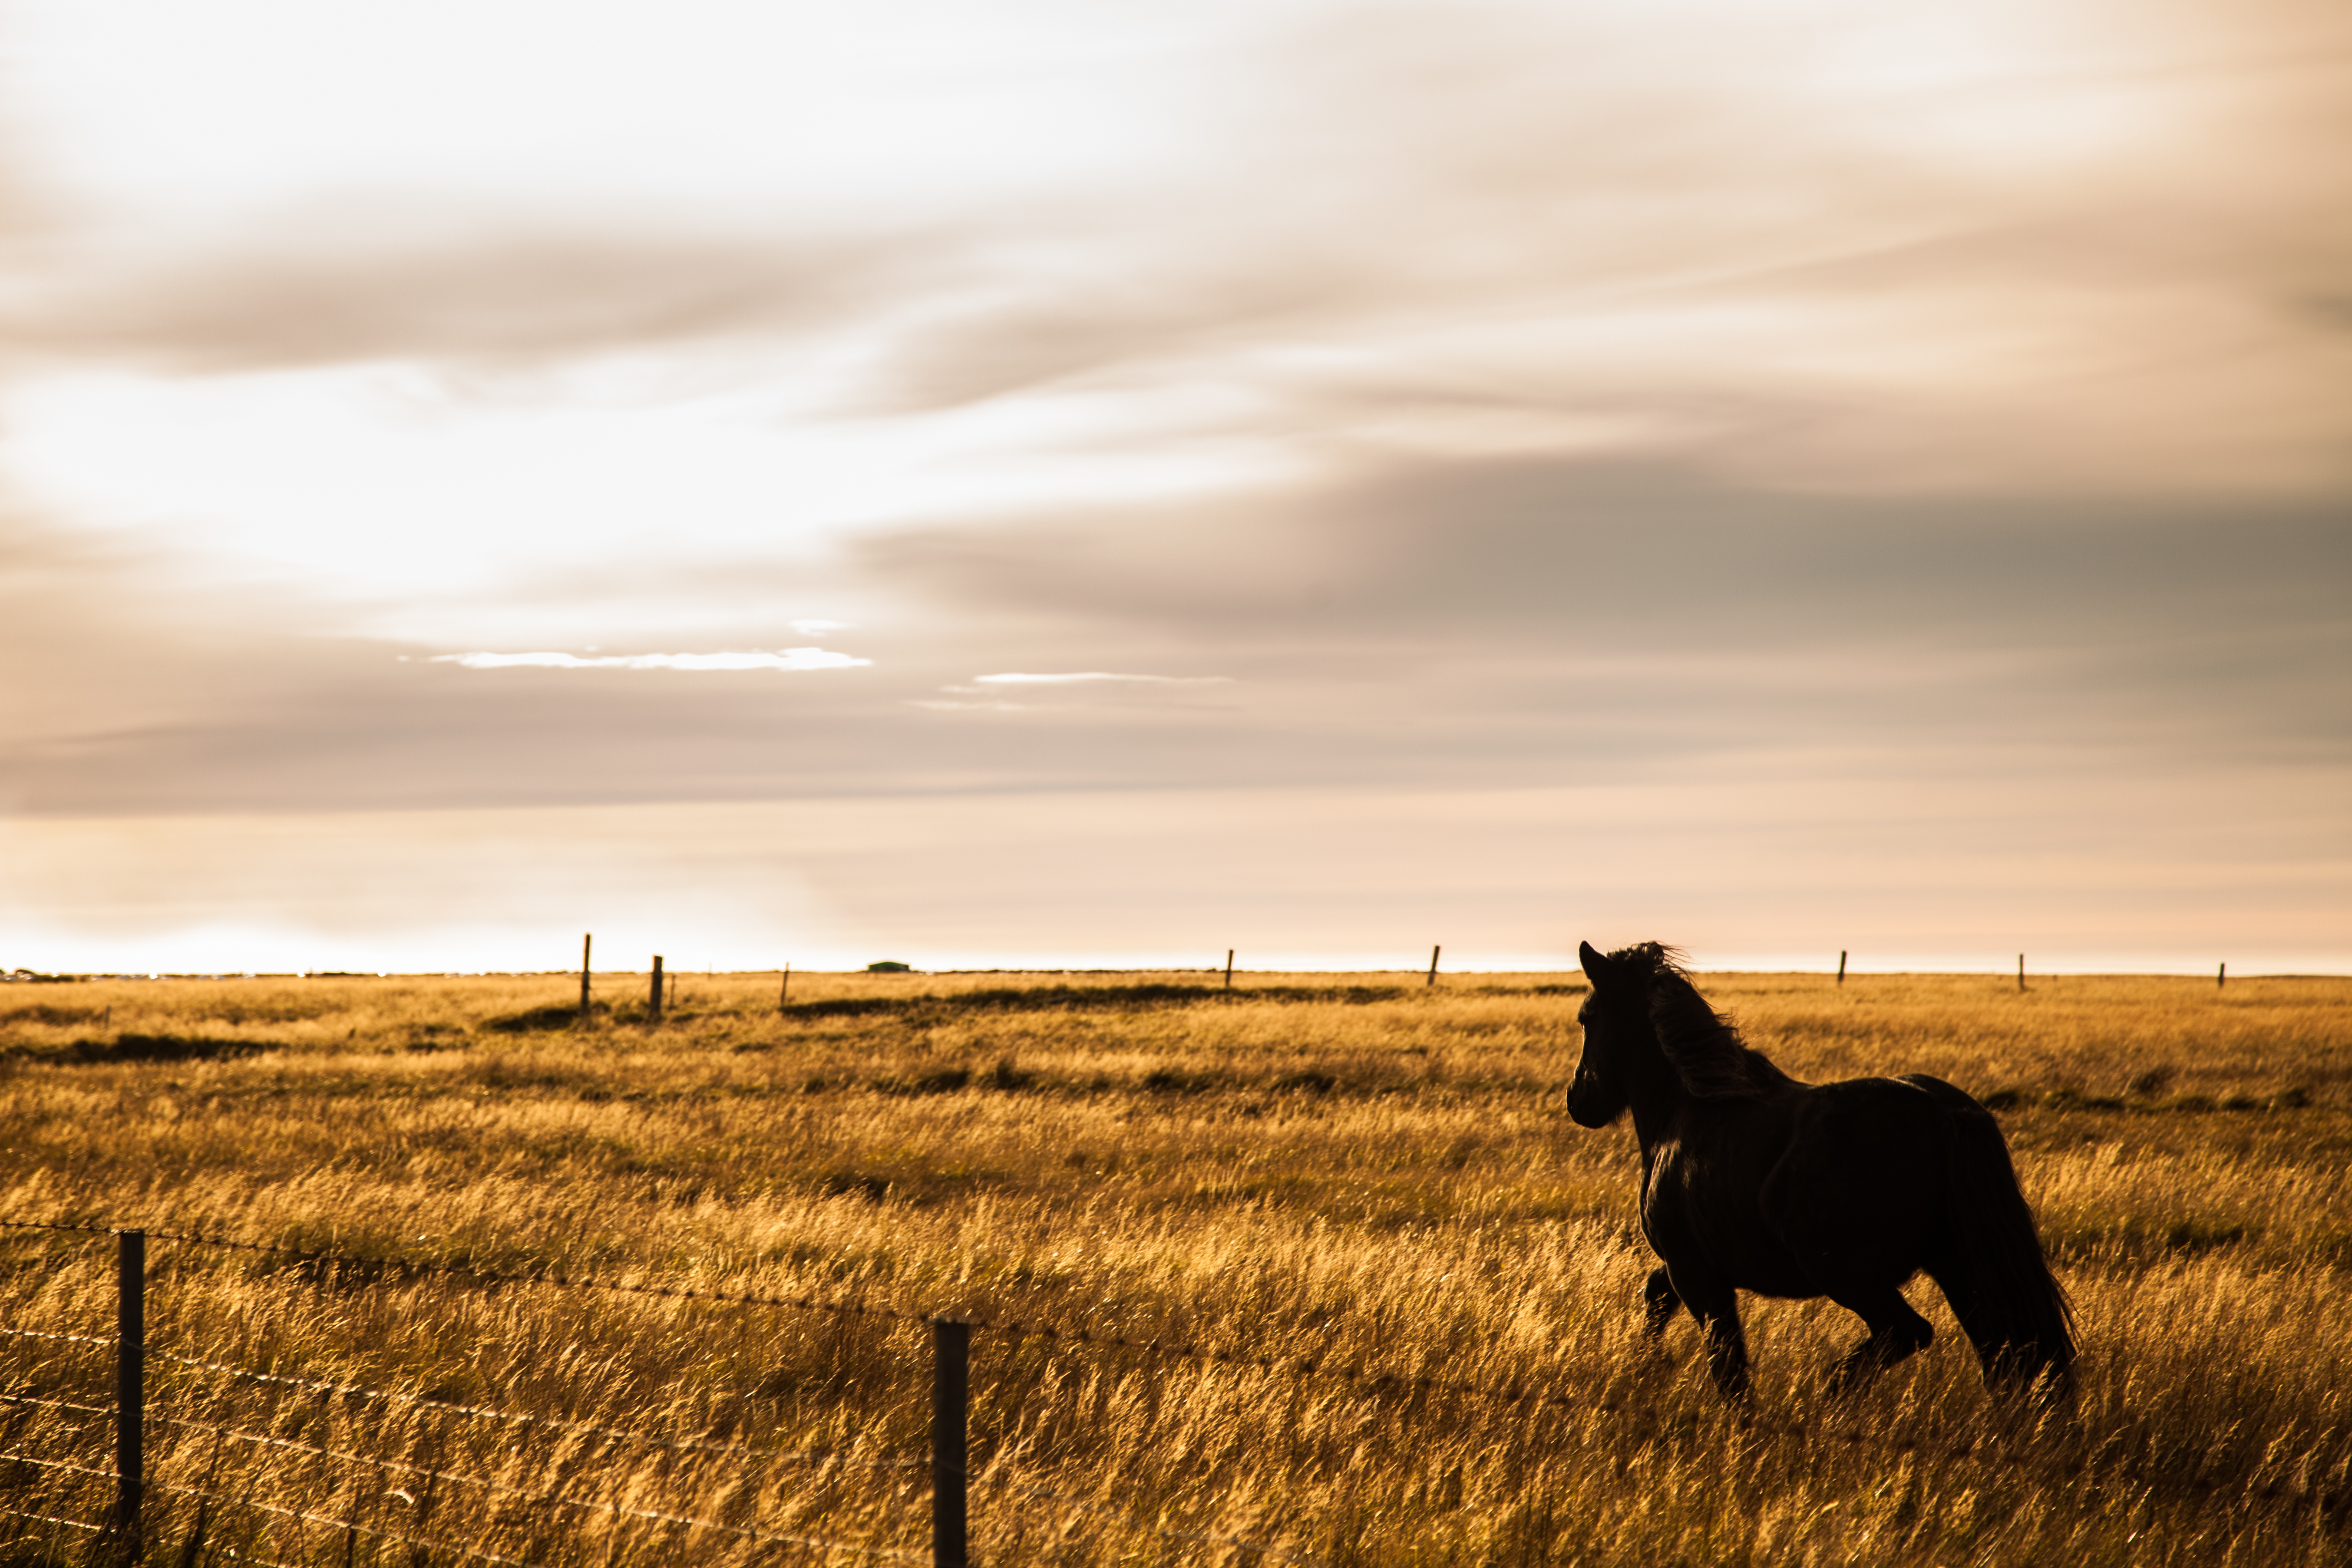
0,1503,105,1537
160,1348,924,1472
155,1408,931,1552
980,1321,2349,1524
165,1456,927,1564
162,1482,530,1568
983,1312,1625,1413
4,1211,923,1330
150,1223,927,1327
0,1389,111,1419
0,1326,112,1348
0,1217,114,1238
968,1464,1324,1567
0,1449,116,1480
210,1545,299,1568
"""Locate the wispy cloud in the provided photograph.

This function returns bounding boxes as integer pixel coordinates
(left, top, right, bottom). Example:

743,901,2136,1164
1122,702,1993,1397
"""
971,671,1230,685
790,619,857,635
431,648,870,672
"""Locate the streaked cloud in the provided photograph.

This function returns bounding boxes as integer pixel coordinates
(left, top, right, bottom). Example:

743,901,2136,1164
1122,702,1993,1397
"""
908,699,1036,713
430,648,870,672
971,672,1230,686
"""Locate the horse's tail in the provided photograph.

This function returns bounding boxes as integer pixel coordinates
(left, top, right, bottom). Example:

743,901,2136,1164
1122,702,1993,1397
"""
1905,1075,2076,1393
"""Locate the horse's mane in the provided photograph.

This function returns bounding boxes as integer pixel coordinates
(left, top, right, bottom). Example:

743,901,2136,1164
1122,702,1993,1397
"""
1609,942,1792,1100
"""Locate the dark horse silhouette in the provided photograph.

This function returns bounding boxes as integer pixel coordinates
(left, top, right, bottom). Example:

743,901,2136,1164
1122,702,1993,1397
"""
1567,940,2073,1405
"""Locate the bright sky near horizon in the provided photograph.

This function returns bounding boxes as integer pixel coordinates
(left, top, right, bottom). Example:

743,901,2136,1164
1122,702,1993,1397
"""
2,0,2346,974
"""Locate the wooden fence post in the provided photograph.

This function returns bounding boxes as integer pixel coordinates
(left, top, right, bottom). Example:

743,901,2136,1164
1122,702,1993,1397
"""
114,1229,144,1558
1224,951,1234,991
2218,962,2226,990
780,964,791,1011
932,1318,969,1568
1837,951,1847,986
1427,945,1440,987
579,934,592,1020
649,957,664,1022
2017,954,2025,994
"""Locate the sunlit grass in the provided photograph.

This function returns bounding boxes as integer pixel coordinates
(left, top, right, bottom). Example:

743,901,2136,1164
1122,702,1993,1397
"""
3,970,2347,1564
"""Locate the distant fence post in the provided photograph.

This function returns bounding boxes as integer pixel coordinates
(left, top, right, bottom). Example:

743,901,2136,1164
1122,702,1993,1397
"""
780,963,791,1011
1427,945,1440,987
579,934,592,1020
1224,950,1234,991
1837,951,1847,986
650,957,664,1022
2017,954,2025,994
2218,962,2226,990
113,1229,144,1559
932,1318,969,1568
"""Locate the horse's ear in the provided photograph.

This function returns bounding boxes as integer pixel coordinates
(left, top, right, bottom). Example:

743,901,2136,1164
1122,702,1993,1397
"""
1579,941,1612,985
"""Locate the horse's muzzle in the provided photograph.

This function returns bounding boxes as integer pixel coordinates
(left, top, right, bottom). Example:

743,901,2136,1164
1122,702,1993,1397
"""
1566,1071,1623,1129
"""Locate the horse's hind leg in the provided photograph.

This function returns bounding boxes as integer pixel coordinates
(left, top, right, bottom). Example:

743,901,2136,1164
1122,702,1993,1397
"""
1642,1266,1681,1342
1825,1285,1934,1394
1926,1262,2073,1416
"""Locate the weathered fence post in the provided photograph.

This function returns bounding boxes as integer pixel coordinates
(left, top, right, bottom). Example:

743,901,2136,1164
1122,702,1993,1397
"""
1837,951,1847,986
649,957,664,1022
780,963,791,1011
114,1229,145,1559
932,1318,969,1568
2218,962,2226,990
1224,950,1234,991
1427,945,1440,987
579,934,592,1020
2017,954,2025,994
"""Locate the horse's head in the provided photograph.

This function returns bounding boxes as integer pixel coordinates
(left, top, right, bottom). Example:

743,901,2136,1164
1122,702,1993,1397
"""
1566,938,1641,1127
1568,940,1774,1127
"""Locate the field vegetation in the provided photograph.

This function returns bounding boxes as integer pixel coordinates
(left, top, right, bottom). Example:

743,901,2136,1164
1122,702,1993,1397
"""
2,967,2348,1565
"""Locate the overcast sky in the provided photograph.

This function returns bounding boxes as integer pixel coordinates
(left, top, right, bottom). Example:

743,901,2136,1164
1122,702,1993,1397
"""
2,0,2346,974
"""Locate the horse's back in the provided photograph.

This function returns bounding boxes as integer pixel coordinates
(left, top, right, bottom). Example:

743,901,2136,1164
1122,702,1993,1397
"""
1891,1072,1993,1116
1756,1075,1966,1292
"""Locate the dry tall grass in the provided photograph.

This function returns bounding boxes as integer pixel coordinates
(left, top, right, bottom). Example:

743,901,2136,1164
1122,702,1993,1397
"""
2,969,2346,1565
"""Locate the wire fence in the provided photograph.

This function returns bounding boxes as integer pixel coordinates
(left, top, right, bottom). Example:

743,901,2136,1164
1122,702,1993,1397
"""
0,1215,1339,1566
7,1215,1599,1417
1,1212,2339,1565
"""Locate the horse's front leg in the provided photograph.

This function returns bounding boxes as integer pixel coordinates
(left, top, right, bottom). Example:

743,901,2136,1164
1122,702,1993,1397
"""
1642,1265,1681,1343
1671,1269,1752,1404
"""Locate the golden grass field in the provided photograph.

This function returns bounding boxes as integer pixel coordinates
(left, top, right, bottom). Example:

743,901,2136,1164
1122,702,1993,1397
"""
2,967,2348,1566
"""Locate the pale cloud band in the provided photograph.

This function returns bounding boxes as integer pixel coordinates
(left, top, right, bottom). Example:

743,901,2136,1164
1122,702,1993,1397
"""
432,648,871,672
971,672,1231,685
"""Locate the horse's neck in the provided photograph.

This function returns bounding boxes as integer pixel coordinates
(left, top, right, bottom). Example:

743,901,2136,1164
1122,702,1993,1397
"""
1629,1101,1678,1161
1624,1050,1688,1156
